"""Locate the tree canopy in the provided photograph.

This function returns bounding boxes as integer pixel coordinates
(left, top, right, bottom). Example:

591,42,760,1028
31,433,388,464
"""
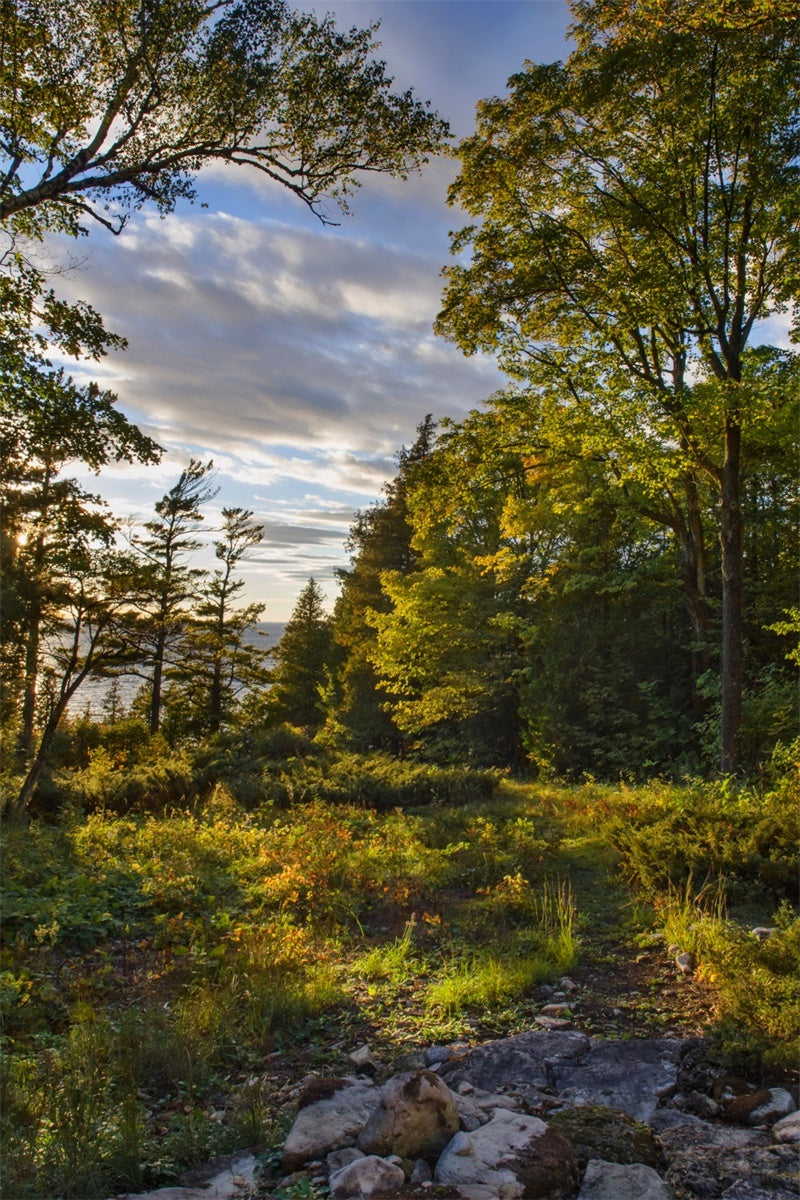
0,0,449,236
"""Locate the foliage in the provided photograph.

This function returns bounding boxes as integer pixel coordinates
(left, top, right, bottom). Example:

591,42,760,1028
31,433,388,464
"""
0,0,448,235
266,578,333,730
1,768,798,1197
436,0,800,771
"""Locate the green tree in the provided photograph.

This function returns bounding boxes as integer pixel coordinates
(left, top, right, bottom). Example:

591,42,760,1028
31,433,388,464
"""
0,0,447,235
268,577,331,729
131,460,217,735
436,0,799,771
0,365,159,755
166,507,269,735
324,416,436,750
8,546,143,815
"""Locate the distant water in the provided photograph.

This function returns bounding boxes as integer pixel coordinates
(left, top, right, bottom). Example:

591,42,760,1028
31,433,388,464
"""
69,621,284,720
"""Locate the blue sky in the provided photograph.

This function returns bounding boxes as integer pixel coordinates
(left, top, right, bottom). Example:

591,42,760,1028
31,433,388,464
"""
60,2,575,620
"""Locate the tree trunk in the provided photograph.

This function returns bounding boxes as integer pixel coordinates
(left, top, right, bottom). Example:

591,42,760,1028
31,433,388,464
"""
719,421,744,774
149,629,165,734
679,474,711,715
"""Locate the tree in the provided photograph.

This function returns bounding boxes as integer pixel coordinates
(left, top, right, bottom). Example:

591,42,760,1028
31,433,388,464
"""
268,577,331,729
131,460,217,734
8,546,144,815
0,364,160,754
0,0,448,236
437,0,799,771
324,416,436,750
167,506,269,735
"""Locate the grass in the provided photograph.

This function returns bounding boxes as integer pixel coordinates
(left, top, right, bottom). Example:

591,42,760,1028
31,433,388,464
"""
1,762,797,1198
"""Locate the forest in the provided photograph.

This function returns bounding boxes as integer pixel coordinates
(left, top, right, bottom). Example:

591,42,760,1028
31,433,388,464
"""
1,0,798,1197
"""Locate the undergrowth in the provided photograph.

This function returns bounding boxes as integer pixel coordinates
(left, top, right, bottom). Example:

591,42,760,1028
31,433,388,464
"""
1,747,797,1198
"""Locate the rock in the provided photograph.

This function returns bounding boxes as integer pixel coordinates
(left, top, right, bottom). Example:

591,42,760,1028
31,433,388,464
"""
725,1088,777,1125
115,1153,258,1200
328,1154,405,1198
549,1104,663,1170
576,1158,674,1199
721,1182,800,1200
750,927,778,941
326,1148,365,1175
535,1015,572,1029
541,1003,573,1016
434,1108,579,1198
688,1089,722,1119
773,1110,800,1143
560,977,579,992
553,1038,688,1122
747,1088,797,1126
349,1045,379,1075
282,1081,378,1171
356,1069,460,1161
296,1076,353,1109
440,1029,590,1104
675,951,695,976
410,1158,433,1183
659,1119,800,1198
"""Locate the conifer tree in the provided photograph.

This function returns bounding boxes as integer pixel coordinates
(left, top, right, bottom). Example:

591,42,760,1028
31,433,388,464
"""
268,578,332,729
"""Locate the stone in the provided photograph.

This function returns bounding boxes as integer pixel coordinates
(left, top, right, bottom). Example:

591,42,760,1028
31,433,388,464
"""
410,1158,433,1184
434,1108,579,1198
577,1159,674,1200
773,1110,800,1143
553,1038,688,1122
326,1148,365,1175
328,1154,405,1198
535,1015,572,1029
750,927,778,941
747,1088,797,1126
541,1003,573,1016
115,1154,258,1200
348,1045,378,1075
560,976,579,992
282,1081,378,1170
356,1069,460,1161
675,951,695,976
659,1119,800,1198
549,1104,663,1170
721,1183,800,1200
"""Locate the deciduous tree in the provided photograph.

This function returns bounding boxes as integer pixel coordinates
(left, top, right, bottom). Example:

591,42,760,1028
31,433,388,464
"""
437,0,799,771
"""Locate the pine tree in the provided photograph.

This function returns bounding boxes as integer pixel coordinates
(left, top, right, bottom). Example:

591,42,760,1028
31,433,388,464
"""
268,578,332,729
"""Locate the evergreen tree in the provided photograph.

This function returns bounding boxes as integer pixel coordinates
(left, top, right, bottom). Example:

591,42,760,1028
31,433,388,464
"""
324,416,437,750
166,508,269,736
268,578,332,729
132,461,217,735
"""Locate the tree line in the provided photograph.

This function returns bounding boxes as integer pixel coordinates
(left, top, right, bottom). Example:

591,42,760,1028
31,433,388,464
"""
1,0,797,812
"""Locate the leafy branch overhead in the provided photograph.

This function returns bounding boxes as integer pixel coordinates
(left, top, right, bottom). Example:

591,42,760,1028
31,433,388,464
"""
0,0,450,236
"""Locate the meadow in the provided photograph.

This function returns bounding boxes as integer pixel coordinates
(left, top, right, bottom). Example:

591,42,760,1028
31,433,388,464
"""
1,744,798,1199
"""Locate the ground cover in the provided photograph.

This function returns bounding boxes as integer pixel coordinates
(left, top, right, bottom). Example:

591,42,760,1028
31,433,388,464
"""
1,766,797,1199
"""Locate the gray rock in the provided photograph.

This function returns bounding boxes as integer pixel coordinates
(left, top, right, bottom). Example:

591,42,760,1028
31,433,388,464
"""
721,1183,800,1200
348,1045,378,1075
748,1089,797,1127
114,1154,258,1200
356,1069,459,1161
435,1108,579,1198
328,1154,405,1198
750,927,778,941
282,1081,378,1170
440,1029,590,1103
554,1038,688,1122
577,1159,674,1199
410,1158,433,1184
326,1147,365,1175
773,1111,800,1144
660,1119,800,1198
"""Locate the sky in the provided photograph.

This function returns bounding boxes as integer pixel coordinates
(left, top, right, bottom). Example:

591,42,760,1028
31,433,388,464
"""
53,0,574,621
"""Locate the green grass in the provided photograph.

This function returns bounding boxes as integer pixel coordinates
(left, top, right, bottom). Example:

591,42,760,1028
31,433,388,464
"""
1,762,797,1198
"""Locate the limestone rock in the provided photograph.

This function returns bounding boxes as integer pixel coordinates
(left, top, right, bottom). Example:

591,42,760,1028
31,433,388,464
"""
549,1104,664,1170
721,1182,800,1200
356,1069,459,1161
553,1037,687,1122
349,1045,379,1075
115,1153,258,1200
773,1110,800,1143
328,1154,405,1198
434,1108,579,1198
282,1081,378,1171
577,1158,674,1200
659,1118,800,1198
747,1088,797,1126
